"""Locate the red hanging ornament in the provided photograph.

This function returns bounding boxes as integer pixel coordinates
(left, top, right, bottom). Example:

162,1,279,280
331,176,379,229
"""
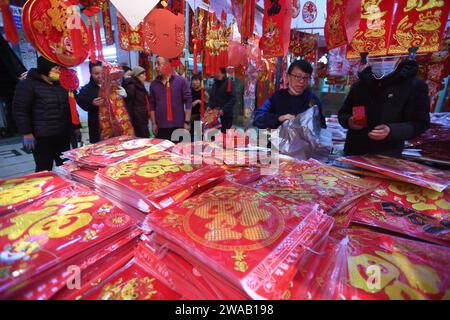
94,15,104,61
0,0,20,45
81,1,102,62
59,67,81,126
166,82,173,121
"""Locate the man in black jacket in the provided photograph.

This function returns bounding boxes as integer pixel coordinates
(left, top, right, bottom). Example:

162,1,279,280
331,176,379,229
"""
208,68,237,133
338,59,430,157
75,61,103,143
13,56,73,172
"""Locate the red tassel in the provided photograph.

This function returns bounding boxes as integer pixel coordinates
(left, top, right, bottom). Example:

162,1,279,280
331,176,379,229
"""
94,15,104,61
86,18,96,62
193,39,198,74
1,2,20,45
200,80,205,117
68,91,80,125
166,82,173,121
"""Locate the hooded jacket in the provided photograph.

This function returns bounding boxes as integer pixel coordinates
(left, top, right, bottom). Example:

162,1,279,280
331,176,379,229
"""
76,77,101,143
13,69,72,138
338,60,430,157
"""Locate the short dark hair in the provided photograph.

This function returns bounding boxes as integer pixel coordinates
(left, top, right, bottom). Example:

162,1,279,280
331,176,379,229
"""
219,67,227,75
288,59,313,75
122,65,131,73
89,60,103,73
191,74,202,82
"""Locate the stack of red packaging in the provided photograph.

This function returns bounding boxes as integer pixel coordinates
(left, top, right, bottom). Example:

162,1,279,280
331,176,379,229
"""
0,171,72,216
0,182,140,299
95,151,225,213
141,181,334,300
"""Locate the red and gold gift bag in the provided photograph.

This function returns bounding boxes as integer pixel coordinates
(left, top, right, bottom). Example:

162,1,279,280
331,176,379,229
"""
0,184,135,298
249,164,376,215
0,171,72,216
346,0,396,59
260,0,293,58
388,0,450,54
339,155,450,192
143,181,334,300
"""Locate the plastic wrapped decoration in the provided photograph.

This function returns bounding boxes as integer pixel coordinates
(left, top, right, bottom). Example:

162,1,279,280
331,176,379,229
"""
95,151,225,213
249,163,376,215
278,105,333,161
201,108,222,131
21,0,89,67
339,155,450,192
0,183,136,298
289,31,319,63
350,195,450,247
98,63,134,140
63,136,175,169
143,181,334,300
291,228,450,300
0,171,72,216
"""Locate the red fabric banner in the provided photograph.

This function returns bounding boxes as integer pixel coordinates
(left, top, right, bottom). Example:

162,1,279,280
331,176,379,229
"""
260,0,292,58
388,0,450,54
346,0,396,59
289,30,319,62
324,0,348,50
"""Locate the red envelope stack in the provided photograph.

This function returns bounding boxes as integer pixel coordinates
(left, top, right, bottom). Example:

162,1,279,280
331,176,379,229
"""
141,181,334,300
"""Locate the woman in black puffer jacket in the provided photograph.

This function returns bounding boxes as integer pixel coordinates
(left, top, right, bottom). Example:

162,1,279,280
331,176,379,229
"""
13,56,74,172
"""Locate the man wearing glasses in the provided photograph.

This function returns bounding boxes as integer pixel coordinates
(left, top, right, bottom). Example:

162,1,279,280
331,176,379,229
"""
254,60,326,129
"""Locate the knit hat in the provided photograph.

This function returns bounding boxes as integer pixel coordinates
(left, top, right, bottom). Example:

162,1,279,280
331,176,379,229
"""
132,66,146,78
36,56,59,76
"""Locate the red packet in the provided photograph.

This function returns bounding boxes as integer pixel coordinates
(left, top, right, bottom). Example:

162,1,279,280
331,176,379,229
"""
0,184,136,298
143,181,334,300
352,106,367,128
0,171,72,216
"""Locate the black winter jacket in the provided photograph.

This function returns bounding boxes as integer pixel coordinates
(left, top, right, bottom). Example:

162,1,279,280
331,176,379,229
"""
208,77,237,117
13,69,72,138
338,60,430,157
123,77,150,138
76,77,101,143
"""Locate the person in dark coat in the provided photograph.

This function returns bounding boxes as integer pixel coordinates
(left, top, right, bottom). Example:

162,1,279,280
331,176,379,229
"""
123,66,150,138
208,68,237,133
254,59,326,130
75,61,103,144
338,59,430,157
13,56,73,172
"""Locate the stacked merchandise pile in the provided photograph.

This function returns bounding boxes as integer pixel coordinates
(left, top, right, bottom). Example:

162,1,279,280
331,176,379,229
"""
0,181,142,300
58,136,175,188
403,113,450,165
139,181,334,299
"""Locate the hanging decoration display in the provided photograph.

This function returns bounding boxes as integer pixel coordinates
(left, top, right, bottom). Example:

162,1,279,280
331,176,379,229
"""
260,0,293,58
289,30,319,62
302,1,318,23
388,0,450,55
109,0,159,28
142,8,185,59
80,0,104,62
21,0,89,67
59,67,81,126
190,7,208,73
204,12,221,75
0,0,20,44
117,12,148,52
346,0,396,59
100,0,114,45
230,0,256,44
324,0,348,50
